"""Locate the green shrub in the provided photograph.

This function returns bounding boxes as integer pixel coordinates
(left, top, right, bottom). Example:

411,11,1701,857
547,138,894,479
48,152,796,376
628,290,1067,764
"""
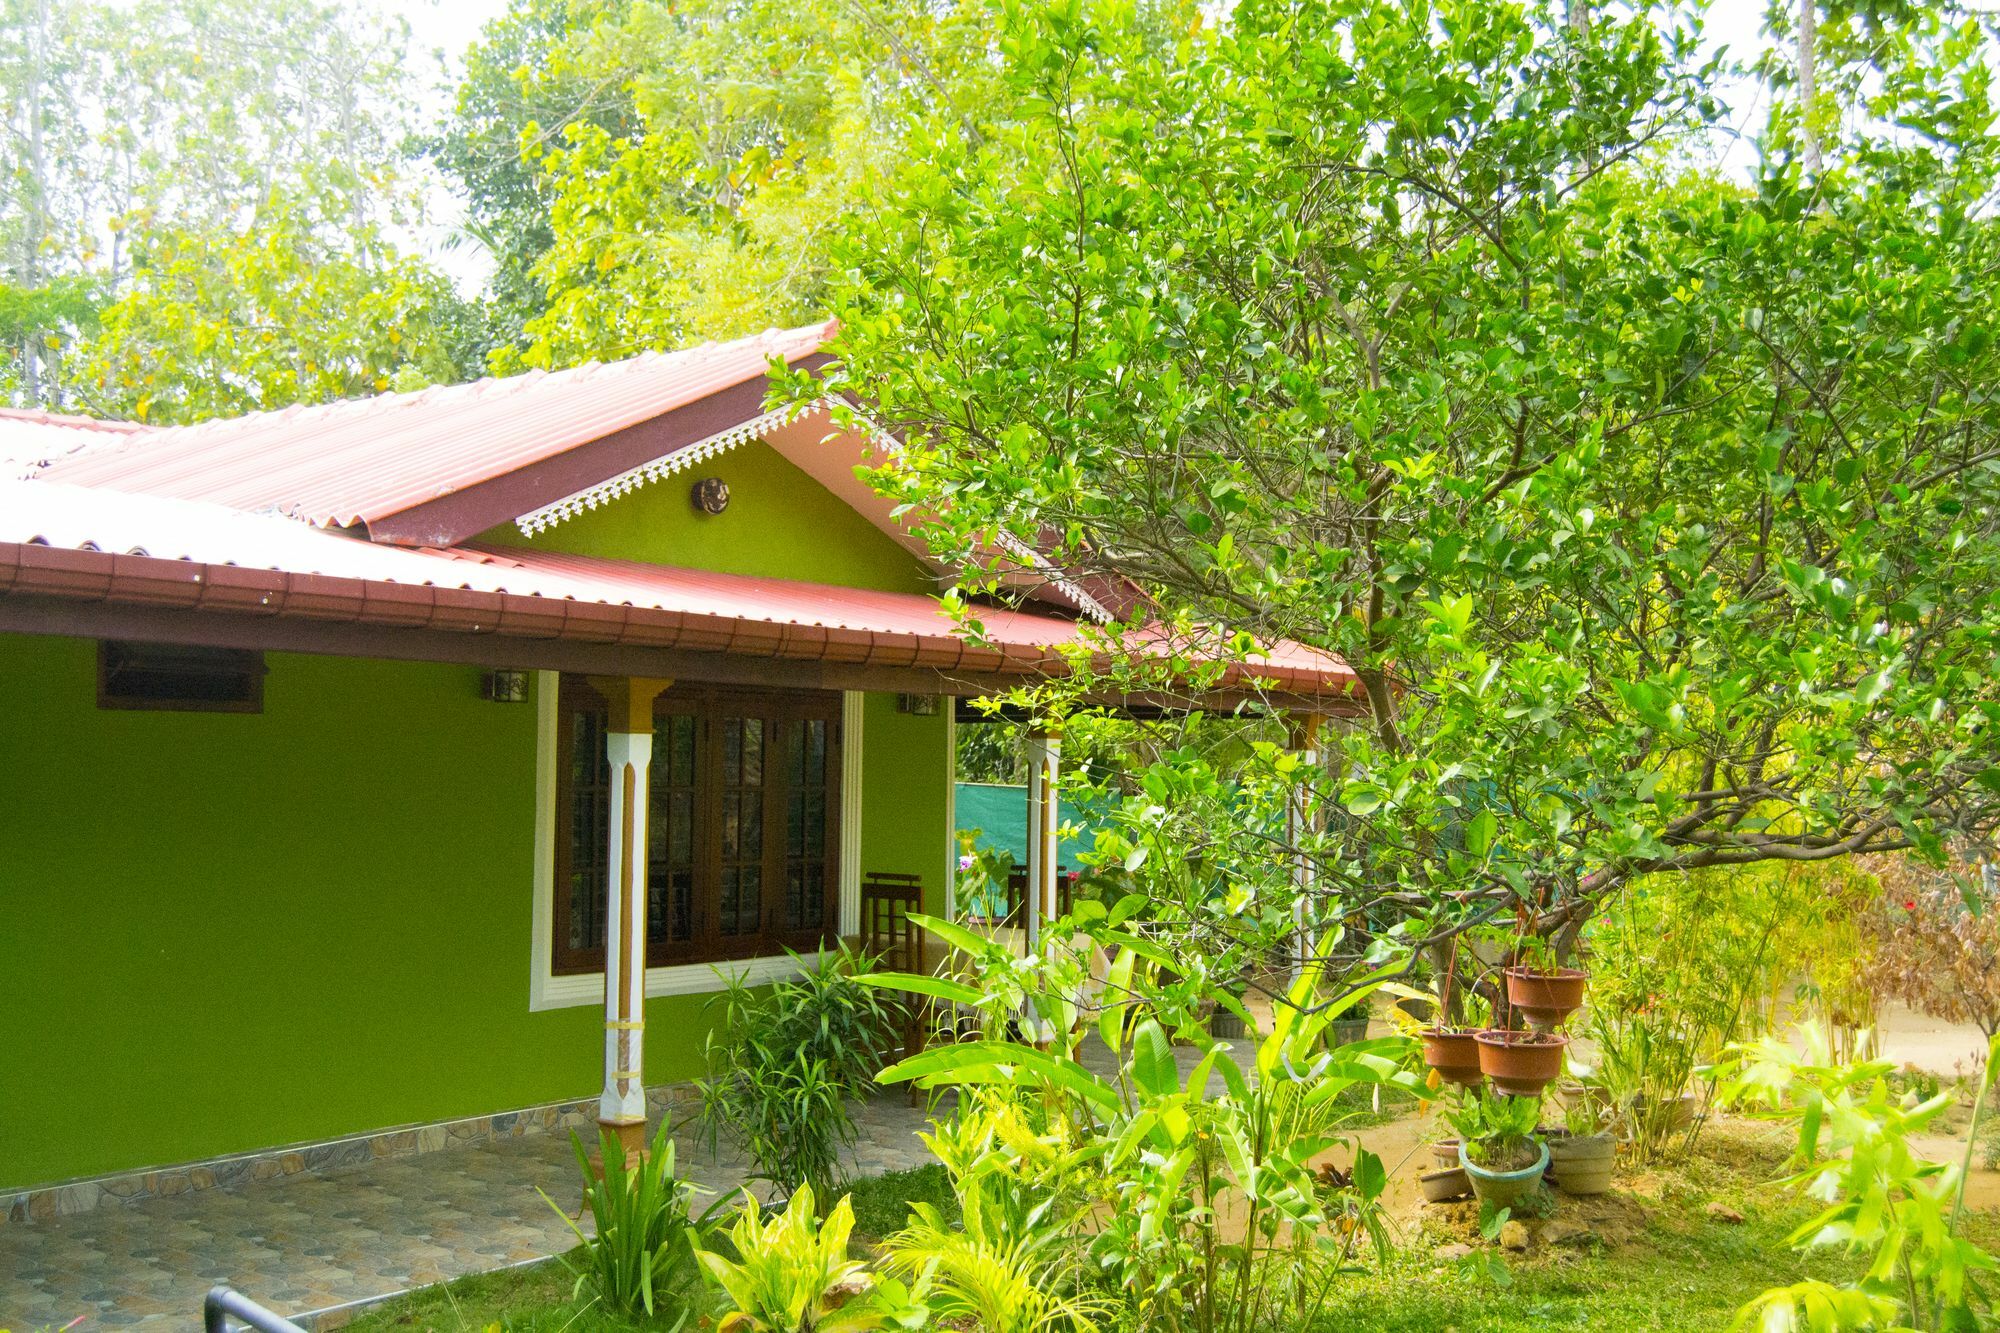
539,1124,712,1320
691,946,901,1205
845,1164,960,1241
694,1184,920,1333
1718,1026,2000,1330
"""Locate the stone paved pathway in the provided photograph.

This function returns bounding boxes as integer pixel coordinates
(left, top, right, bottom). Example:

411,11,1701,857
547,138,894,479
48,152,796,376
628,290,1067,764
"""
0,1096,938,1331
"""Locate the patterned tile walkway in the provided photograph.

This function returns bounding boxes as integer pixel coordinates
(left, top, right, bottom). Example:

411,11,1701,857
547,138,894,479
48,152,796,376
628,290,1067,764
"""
0,1097,938,1331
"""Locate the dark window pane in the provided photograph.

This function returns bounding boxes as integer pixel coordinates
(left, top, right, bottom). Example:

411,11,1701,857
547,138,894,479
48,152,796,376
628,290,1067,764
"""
670,716,696,787
730,866,761,935
742,718,763,786
669,791,693,867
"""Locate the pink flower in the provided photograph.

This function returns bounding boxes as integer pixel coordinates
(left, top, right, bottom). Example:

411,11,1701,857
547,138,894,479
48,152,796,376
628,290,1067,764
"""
958,854,976,871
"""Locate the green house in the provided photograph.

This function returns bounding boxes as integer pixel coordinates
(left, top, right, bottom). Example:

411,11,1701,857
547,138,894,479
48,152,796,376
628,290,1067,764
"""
0,323,1353,1217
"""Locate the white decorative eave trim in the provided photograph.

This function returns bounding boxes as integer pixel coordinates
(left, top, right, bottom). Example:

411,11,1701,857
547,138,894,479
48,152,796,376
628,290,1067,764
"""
515,401,825,537
994,530,1114,624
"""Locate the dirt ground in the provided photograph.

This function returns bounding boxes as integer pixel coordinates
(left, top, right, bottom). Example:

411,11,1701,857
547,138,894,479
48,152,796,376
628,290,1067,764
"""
1874,1000,1993,1080
1315,999,2000,1221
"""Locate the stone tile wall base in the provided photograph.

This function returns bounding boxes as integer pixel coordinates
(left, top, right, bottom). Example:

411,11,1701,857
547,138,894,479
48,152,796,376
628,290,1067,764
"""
1,1083,702,1226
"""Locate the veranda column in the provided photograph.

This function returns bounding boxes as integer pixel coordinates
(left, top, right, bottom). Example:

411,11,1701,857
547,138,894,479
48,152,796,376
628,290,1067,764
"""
1024,727,1062,952
586,675,673,1158
1286,713,1323,984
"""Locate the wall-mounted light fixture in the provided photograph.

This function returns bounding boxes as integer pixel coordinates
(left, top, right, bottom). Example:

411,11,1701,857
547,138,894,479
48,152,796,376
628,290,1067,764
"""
482,669,530,703
692,476,730,515
897,693,940,716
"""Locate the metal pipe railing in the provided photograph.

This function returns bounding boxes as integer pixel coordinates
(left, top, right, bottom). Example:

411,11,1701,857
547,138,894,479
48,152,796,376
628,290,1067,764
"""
203,1286,308,1333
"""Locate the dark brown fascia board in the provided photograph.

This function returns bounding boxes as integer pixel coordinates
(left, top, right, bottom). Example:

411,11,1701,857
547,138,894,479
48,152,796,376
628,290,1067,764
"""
0,594,1361,713
0,538,1364,705
361,353,834,548
0,594,996,696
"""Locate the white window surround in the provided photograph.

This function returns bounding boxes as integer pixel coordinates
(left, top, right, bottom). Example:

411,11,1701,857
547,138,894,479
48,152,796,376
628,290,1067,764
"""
527,671,866,1012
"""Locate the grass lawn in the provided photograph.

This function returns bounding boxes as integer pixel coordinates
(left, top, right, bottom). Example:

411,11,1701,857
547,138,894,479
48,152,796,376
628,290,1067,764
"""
341,1123,1997,1332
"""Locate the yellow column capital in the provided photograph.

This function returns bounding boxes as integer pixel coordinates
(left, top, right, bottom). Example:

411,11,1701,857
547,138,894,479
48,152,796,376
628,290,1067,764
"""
587,676,674,733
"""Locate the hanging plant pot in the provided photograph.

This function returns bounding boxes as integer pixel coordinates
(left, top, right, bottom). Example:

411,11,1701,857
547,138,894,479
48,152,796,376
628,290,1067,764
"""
1421,1029,1485,1088
1458,1138,1550,1211
1503,966,1588,1030
1474,1029,1569,1097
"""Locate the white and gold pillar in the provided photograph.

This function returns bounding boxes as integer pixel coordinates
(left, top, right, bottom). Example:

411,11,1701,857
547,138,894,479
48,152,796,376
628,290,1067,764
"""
587,675,672,1157
1024,727,1062,950
1286,713,1323,983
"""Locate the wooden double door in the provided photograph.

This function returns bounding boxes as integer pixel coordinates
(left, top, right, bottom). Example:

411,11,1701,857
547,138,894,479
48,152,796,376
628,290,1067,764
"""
554,679,841,974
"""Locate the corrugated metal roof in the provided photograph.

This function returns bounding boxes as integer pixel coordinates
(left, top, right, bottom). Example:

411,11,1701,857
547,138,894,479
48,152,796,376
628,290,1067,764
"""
0,408,152,480
33,321,836,528
0,479,1358,696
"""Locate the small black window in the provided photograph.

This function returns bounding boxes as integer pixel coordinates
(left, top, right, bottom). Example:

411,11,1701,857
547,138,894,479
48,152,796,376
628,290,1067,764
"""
97,641,265,713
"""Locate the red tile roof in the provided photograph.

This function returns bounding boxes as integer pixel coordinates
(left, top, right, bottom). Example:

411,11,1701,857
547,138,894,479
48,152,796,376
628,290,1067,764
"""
0,480,1359,699
35,322,836,529
0,407,152,479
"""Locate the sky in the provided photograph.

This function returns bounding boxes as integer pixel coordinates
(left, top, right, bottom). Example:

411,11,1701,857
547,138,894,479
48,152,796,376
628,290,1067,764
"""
389,0,514,294
378,0,1782,298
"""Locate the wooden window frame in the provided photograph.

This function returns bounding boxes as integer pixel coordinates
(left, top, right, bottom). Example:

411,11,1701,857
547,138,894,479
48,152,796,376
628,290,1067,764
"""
552,677,842,975
96,640,266,714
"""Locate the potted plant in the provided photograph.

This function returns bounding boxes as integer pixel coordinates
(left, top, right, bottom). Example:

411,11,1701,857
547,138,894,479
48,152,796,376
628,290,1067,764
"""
1419,943,1487,1088
1447,1089,1549,1210
1503,938,1588,1030
1420,1140,1473,1203
1327,999,1371,1049
1475,1027,1569,1097
1547,1078,1616,1196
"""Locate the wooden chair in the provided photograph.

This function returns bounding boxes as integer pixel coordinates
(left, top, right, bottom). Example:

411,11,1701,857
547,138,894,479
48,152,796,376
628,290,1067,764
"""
860,872,929,1101
1003,865,1073,929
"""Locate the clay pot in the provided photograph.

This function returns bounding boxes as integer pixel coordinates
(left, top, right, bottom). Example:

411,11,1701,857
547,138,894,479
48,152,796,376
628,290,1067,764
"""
1421,1029,1485,1088
1421,1167,1473,1203
1327,1016,1370,1049
1549,1130,1615,1196
1474,1029,1569,1097
1504,966,1588,1030
1459,1139,1550,1211
1431,1138,1465,1171
1558,1081,1613,1119
1634,1091,1698,1135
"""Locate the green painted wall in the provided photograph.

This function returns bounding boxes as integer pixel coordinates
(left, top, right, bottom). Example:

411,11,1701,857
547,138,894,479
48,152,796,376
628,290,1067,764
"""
0,638,590,1187
860,695,952,918
1,456,956,1189
482,442,934,595
0,636,951,1188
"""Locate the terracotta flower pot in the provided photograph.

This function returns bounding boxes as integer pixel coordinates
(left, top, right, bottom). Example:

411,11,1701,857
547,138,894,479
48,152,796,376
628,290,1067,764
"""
1504,966,1588,1030
1431,1138,1465,1171
1474,1029,1569,1097
1421,1167,1473,1203
1421,1029,1485,1088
